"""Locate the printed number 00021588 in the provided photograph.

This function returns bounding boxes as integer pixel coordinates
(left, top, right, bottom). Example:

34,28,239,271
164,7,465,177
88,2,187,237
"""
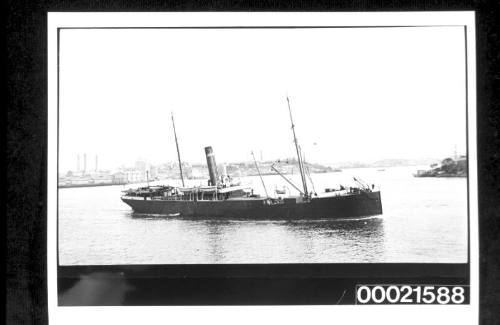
355,285,468,304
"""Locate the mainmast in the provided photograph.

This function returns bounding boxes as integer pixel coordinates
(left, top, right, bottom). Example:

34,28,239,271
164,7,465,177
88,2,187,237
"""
171,112,185,187
286,96,309,197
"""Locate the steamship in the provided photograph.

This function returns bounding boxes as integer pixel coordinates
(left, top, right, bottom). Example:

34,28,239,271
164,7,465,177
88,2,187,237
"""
121,99,383,219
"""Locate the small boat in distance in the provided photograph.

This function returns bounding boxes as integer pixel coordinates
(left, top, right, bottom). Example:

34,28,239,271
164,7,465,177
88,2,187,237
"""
121,99,383,219
274,185,287,195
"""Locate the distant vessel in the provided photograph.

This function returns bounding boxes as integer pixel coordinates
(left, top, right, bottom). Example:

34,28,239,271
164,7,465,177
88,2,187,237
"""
274,185,287,195
414,156,467,178
59,182,126,189
58,176,128,189
121,99,382,219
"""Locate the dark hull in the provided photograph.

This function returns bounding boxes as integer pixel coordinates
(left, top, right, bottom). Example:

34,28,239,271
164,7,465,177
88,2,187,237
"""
121,191,382,220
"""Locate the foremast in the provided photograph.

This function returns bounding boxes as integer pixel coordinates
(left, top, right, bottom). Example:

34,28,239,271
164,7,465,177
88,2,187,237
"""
171,112,185,187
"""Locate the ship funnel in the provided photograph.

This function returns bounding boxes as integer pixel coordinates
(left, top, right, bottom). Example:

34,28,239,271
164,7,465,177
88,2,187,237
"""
205,146,218,186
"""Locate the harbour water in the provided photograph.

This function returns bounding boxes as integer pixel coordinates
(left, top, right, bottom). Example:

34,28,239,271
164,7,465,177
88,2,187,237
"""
58,166,468,265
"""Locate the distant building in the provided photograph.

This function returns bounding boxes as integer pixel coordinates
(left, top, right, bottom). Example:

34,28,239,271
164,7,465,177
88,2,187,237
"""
135,160,147,172
112,172,128,184
149,165,158,179
91,172,112,184
190,167,206,179
414,156,467,177
113,169,145,183
128,170,145,183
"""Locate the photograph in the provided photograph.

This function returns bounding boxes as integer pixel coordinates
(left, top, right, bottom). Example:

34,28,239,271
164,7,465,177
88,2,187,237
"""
47,12,478,322
57,21,468,266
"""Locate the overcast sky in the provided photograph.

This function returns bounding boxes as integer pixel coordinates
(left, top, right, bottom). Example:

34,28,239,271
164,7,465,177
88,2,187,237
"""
58,26,467,172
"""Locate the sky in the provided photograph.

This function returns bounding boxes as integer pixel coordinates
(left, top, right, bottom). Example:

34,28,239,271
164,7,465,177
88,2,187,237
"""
58,26,467,172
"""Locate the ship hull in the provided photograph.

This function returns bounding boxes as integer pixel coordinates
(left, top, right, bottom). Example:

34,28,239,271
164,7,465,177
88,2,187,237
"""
121,191,382,220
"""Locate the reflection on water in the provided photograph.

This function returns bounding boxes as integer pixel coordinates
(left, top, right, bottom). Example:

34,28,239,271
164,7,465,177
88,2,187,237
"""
58,167,468,264
123,213,385,263
283,217,384,238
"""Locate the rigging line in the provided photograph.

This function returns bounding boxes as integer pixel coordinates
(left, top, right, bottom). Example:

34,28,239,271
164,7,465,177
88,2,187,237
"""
251,151,269,198
301,148,317,195
305,165,317,195
271,164,304,195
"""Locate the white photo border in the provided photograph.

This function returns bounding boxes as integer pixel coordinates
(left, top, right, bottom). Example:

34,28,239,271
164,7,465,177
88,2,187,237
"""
48,12,478,325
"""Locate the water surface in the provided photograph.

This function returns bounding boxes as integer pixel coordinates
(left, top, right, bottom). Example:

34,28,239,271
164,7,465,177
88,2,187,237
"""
58,166,468,264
